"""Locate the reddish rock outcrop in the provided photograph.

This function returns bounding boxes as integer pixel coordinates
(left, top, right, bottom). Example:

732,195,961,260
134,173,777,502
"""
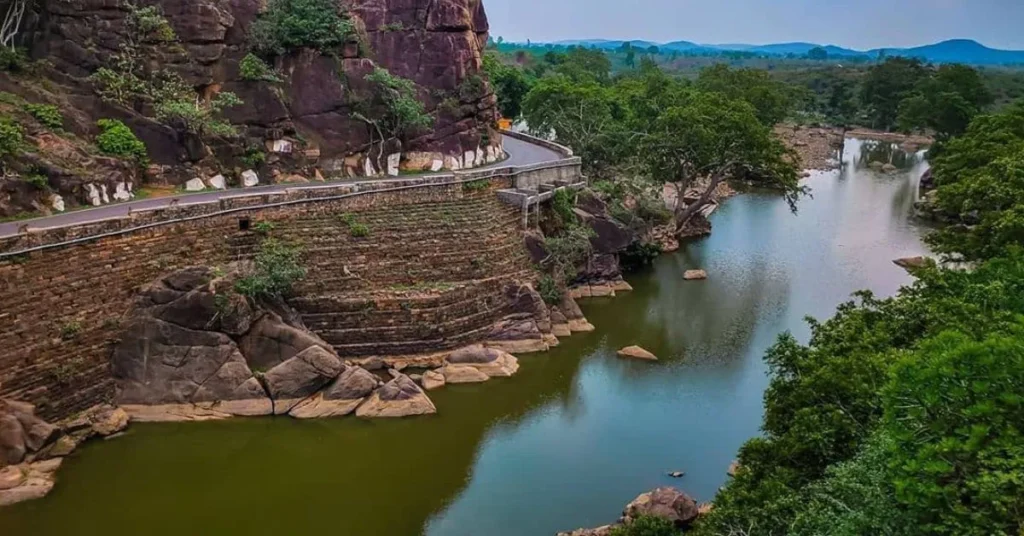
2,0,499,215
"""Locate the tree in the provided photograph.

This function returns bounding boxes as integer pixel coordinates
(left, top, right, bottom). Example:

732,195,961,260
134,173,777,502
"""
639,90,803,233
927,102,1024,260
860,57,928,130
482,51,533,119
1,0,29,49
884,329,1024,536
556,47,612,83
355,67,432,171
696,64,795,125
249,0,355,56
898,64,993,139
807,46,828,61
522,74,625,176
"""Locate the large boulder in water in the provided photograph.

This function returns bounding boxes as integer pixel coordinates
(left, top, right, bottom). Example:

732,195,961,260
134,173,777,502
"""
355,375,436,418
621,487,700,528
289,366,382,419
111,266,343,420
447,345,520,377
262,346,345,414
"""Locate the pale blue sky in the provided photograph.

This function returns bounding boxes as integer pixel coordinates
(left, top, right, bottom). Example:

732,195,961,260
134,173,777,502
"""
485,0,1024,50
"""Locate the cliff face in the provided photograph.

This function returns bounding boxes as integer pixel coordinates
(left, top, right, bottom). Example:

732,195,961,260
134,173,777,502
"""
0,0,498,216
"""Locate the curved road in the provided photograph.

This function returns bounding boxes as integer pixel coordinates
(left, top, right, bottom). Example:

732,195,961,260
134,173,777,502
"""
0,136,563,238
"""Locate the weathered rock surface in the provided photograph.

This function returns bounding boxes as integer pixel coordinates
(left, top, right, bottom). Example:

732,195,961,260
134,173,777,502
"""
0,400,59,466
447,345,520,377
441,364,490,384
355,375,437,418
421,370,446,391
111,267,346,420
289,366,381,419
486,314,550,353
894,256,929,271
622,487,700,529
2,0,500,215
617,346,658,361
0,459,61,507
683,270,708,281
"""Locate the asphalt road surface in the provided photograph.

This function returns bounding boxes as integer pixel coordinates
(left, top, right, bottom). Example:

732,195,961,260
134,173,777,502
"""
0,135,563,238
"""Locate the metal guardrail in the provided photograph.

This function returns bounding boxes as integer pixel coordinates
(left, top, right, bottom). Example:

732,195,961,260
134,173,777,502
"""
0,134,582,259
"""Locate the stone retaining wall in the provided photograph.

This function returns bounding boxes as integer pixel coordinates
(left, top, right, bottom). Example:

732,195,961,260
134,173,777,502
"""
0,177,539,420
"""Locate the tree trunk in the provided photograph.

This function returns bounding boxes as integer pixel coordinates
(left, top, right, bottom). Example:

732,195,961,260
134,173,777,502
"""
674,172,725,236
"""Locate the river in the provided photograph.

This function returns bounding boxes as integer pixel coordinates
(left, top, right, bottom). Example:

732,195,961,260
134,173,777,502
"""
0,139,931,535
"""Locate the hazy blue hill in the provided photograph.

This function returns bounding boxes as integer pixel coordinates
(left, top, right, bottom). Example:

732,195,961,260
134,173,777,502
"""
869,39,1024,65
530,38,1024,65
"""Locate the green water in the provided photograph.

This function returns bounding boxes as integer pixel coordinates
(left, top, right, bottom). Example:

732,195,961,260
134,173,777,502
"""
0,140,931,535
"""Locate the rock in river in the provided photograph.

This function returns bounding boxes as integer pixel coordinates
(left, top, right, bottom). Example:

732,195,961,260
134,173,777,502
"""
355,375,437,418
441,364,490,384
617,346,658,361
289,366,381,419
421,369,446,391
683,269,708,281
447,345,520,377
622,487,700,529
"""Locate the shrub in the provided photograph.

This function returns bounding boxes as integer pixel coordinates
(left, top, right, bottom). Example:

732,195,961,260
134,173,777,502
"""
23,103,63,130
462,179,489,192
349,222,370,238
537,274,561,305
0,47,27,72
242,147,267,168
252,221,275,235
59,321,83,341
24,174,48,189
234,238,306,299
239,53,282,82
552,188,578,225
96,119,148,164
608,516,678,536
250,0,355,56
0,118,24,159
154,91,243,137
544,224,594,283
620,241,663,272
361,67,433,142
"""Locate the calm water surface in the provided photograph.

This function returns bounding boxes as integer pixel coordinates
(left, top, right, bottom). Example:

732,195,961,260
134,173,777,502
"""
0,140,931,535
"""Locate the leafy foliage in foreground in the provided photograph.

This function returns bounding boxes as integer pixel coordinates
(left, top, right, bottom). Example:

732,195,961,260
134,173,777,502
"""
96,119,148,165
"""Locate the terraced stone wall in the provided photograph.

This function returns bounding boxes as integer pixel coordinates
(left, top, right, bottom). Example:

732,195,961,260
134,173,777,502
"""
0,177,530,420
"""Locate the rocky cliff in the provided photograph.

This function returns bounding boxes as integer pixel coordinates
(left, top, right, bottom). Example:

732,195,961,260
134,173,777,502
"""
0,0,499,217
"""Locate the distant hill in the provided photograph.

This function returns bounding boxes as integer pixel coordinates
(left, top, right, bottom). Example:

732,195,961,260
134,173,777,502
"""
530,38,1024,65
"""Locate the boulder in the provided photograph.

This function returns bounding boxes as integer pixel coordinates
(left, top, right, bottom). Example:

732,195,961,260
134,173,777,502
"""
894,256,929,271
447,345,520,377
683,270,708,280
421,369,446,391
208,174,227,189
550,307,572,337
185,178,206,191
621,487,700,529
355,375,437,418
83,405,129,437
263,346,345,414
0,460,62,506
0,465,24,490
238,311,334,372
0,400,60,466
241,169,259,187
524,231,549,264
486,316,549,354
290,366,381,419
617,346,658,361
574,208,634,254
441,364,490,384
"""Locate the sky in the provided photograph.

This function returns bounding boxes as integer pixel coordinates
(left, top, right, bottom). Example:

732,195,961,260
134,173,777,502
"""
483,0,1024,51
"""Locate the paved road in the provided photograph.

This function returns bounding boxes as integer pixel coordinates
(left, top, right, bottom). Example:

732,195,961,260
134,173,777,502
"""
0,136,563,238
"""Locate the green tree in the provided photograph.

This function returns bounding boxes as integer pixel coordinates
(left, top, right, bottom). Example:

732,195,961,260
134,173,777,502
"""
927,102,1024,260
860,57,928,130
807,46,828,61
482,51,533,119
898,64,993,139
696,64,795,125
555,47,612,83
884,329,1024,536
249,0,355,56
356,67,432,170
